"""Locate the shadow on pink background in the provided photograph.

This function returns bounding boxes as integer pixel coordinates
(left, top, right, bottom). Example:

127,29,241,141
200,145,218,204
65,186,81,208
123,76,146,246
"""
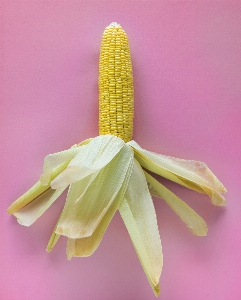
1,1,241,299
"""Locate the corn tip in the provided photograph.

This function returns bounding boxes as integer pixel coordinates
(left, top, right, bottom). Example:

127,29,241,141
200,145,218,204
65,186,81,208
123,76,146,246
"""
107,22,121,28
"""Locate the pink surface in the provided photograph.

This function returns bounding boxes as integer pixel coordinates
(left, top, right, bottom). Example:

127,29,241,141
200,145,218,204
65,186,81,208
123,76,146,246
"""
1,1,241,299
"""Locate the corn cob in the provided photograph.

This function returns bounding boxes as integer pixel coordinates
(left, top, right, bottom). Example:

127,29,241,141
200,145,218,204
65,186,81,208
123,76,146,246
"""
99,22,134,143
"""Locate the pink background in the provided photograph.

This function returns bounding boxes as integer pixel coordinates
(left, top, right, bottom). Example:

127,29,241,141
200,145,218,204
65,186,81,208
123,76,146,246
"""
1,1,241,299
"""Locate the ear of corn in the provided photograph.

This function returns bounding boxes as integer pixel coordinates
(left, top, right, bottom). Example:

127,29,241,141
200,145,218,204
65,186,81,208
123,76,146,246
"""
99,22,134,142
